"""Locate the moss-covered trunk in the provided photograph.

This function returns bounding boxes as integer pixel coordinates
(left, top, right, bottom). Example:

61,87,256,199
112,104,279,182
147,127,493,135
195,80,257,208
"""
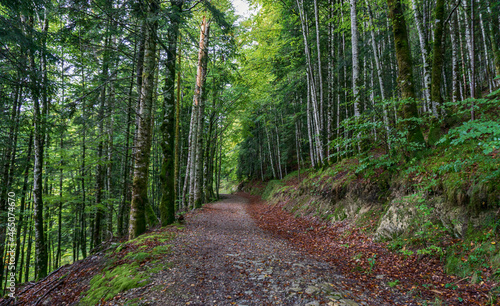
160,0,183,226
129,0,158,239
430,0,445,115
387,0,425,147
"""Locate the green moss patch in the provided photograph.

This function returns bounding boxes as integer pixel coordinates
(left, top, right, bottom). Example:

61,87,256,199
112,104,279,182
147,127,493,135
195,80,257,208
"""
78,227,178,305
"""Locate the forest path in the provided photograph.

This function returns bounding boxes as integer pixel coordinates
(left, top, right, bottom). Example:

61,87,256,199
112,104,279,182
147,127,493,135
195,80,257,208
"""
114,194,412,306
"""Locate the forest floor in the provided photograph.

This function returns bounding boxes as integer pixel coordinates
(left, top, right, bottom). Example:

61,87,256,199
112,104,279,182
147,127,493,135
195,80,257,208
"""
110,193,421,306
7,193,489,305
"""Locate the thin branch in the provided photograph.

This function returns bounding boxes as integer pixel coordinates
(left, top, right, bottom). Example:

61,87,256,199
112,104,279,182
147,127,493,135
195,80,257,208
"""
445,0,461,26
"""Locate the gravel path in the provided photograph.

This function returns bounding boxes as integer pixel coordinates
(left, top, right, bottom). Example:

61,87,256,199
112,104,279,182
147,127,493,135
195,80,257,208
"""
114,194,410,306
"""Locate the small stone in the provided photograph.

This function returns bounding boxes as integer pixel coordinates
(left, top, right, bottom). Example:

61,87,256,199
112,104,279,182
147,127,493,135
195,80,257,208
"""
305,285,319,295
376,274,385,279
305,301,320,306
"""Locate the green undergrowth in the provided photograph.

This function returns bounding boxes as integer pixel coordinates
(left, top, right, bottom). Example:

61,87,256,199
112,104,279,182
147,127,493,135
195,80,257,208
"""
245,97,500,290
78,228,177,305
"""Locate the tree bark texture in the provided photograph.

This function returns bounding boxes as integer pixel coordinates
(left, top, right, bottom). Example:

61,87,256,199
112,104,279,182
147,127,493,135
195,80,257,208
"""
160,0,183,226
387,0,425,146
129,0,159,239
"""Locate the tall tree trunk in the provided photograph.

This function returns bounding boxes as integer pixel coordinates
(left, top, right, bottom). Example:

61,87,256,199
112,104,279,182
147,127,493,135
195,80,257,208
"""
15,132,33,282
275,125,283,179
387,0,425,147
129,0,159,239
478,9,493,92
450,12,460,102
430,0,446,115
175,35,182,204
462,0,477,113
296,0,323,164
0,86,20,288
192,17,210,208
106,60,116,239
265,124,277,178
410,0,432,111
488,0,500,82
313,0,324,132
118,28,140,237
160,0,183,226
366,2,390,149
93,34,110,248
25,195,33,282
350,0,360,119
29,14,49,280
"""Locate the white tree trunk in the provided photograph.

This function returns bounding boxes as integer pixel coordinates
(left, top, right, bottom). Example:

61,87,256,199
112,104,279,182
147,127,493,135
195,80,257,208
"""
265,124,277,178
450,13,460,102
297,0,323,164
313,0,324,130
479,9,493,92
410,0,432,111
350,0,360,118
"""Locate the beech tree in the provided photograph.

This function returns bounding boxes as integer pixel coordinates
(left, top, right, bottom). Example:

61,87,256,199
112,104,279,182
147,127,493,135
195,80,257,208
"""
129,0,159,239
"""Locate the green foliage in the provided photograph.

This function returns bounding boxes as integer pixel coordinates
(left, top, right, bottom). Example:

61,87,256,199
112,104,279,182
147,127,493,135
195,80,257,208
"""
330,98,428,165
438,119,500,154
262,180,284,200
367,254,376,273
444,222,500,282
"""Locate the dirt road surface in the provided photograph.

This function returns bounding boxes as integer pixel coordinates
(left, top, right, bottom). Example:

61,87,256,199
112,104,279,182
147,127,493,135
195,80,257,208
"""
110,194,420,306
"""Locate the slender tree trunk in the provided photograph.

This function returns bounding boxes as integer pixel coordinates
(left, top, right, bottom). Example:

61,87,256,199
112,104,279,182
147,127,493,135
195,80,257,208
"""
93,31,110,247
478,8,493,92
15,133,33,282
366,2,390,149
430,0,446,115
25,196,33,282
313,0,324,132
351,0,360,119
462,0,477,114
118,39,138,237
106,72,116,239
275,125,283,179
450,12,460,102
56,132,63,268
30,15,48,279
411,0,432,110
458,12,469,99
0,85,21,287
129,0,159,239
175,34,182,204
488,0,500,82
296,0,323,164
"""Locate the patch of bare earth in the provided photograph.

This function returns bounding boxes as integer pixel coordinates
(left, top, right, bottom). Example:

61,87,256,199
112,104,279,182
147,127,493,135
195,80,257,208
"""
111,194,418,306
